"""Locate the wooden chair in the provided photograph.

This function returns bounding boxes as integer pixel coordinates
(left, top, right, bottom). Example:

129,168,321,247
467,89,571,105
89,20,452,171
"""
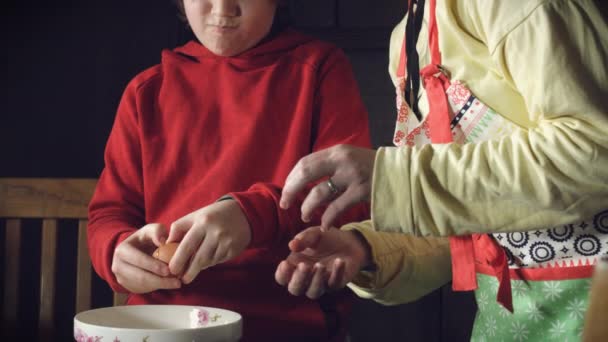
0,178,127,341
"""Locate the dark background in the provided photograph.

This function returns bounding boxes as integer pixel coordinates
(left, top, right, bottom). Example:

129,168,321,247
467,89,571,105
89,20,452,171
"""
0,0,476,341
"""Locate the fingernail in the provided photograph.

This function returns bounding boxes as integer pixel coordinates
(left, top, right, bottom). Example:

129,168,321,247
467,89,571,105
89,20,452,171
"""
279,200,286,209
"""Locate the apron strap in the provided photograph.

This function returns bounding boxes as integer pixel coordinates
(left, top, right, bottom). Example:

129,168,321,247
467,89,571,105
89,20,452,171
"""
426,0,441,66
397,28,407,78
397,0,416,78
419,0,451,143
419,0,514,312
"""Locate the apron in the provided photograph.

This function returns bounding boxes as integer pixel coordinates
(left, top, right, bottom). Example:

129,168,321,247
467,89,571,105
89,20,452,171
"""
394,0,604,340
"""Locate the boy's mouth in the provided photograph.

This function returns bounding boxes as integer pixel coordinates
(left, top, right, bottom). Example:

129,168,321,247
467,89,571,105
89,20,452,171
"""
208,24,238,28
207,18,238,28
207,24,238,34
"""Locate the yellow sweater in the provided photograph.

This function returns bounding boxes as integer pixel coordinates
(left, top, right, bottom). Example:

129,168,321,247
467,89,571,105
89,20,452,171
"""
346,0,608,304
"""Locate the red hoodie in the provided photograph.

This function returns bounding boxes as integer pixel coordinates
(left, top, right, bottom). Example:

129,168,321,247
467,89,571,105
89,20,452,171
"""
88,29,371,341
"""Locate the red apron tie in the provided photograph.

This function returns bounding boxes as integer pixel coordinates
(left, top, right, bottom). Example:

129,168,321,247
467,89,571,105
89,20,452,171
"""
449,236,478,291
476,235,514,312
420,64,452,143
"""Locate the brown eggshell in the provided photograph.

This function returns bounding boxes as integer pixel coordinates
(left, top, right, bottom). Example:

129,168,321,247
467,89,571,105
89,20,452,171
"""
152,242,179,264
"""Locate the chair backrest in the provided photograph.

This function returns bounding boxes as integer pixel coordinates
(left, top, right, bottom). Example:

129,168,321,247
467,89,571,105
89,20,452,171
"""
0,178,127,341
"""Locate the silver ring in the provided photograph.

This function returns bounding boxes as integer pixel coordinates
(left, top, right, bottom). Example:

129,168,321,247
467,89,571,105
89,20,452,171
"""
326,178,340,195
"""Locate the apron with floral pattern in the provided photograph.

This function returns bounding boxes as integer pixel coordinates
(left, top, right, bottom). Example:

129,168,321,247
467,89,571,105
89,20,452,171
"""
394,0,603,340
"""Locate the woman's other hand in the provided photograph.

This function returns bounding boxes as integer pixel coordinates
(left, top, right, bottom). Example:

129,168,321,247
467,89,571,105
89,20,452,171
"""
275,226,371,299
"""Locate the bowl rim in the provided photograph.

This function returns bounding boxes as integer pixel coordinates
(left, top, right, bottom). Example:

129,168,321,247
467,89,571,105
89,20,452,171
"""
74,304,242,333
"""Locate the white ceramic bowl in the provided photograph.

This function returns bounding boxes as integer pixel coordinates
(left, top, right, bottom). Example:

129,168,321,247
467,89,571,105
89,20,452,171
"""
74,305,242,342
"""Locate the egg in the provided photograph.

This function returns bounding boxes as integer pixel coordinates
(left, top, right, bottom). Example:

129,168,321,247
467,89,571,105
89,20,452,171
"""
152,242,179,264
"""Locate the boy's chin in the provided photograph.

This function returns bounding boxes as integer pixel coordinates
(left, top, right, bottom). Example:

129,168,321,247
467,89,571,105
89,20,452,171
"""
204,44,246,57
201,36,267,57
209,48,242,57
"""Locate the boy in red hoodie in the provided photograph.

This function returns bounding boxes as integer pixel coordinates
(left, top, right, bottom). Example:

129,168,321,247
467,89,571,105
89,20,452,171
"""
87,0,370,340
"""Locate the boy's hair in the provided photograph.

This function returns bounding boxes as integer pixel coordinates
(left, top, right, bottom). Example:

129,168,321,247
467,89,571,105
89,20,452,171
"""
172,0,290,26
173,0,187,22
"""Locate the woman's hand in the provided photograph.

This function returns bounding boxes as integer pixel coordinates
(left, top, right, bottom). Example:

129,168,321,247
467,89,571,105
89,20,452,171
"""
275,226,372,299
111,223,182,294
167,199,251,284
280,144,376,230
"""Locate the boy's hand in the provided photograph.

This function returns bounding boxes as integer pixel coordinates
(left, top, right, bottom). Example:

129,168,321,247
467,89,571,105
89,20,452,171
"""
275,227,371,299
111,223,182,294
167,199,251,284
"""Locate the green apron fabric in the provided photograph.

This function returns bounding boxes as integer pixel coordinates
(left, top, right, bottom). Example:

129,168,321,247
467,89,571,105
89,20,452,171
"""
470,274,591,341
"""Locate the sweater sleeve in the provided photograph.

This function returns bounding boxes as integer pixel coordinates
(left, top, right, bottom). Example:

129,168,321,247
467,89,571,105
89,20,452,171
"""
342,220,452,305
372,1,608,237
87,77,147,292
229,48,372,248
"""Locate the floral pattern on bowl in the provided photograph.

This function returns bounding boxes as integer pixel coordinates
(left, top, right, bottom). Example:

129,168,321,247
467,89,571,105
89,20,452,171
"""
74,327,103,342
192,308,222,327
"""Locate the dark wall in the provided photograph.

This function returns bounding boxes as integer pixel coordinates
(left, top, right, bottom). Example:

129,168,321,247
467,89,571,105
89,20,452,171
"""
1,1,476,341
1,0,179,177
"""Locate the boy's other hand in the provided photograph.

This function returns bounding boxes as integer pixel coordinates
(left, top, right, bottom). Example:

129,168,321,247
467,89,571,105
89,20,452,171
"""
167,200,251,284
280,144,376,231
111,223,182,294
275,227,371,299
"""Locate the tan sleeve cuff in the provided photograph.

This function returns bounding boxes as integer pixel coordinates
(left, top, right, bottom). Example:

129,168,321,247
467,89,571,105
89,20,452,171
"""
341,221,414,291
342,221,452,305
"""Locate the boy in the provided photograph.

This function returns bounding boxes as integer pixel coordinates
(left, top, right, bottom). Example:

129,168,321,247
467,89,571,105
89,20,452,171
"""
87,0,370,340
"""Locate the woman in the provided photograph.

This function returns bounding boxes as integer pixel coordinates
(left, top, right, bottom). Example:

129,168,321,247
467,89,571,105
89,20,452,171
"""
276,0,608,340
